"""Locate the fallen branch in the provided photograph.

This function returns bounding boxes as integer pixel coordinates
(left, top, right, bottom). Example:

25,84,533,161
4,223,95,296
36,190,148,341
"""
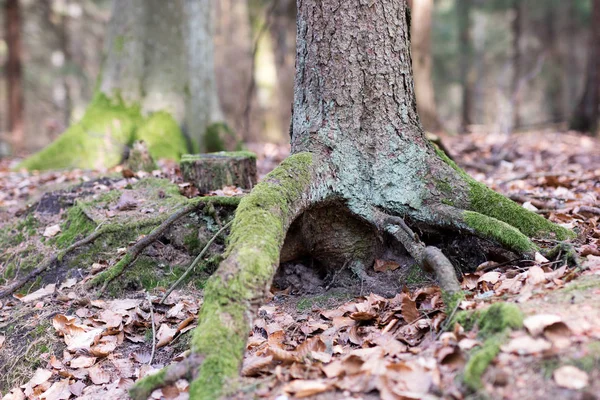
160,220,233,304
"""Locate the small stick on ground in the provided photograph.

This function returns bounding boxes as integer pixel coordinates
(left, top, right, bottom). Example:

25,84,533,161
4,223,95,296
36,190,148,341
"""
160,220,233,304
146,291,157,365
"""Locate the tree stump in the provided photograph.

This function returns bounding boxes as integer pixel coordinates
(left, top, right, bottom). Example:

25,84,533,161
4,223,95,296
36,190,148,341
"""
180,151,257,194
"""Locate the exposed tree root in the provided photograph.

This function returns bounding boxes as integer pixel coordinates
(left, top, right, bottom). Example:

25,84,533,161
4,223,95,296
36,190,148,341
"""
129,151,574,399
129,354,205,400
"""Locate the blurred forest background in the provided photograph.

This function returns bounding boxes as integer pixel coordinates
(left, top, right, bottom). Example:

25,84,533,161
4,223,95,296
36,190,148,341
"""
0,0,598,158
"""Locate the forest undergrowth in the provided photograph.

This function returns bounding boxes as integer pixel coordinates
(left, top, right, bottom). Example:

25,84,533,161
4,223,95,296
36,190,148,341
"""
0,133,599,400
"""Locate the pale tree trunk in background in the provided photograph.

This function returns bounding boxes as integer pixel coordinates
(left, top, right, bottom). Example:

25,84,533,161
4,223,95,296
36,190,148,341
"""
4,0,25,154
410,0,443,133
185,0,223,146
569,0,600,135
543,4,565,123
213,0,254,141
457,0,472,133
21,0,223,170
269,0,296,139
511,0,521,129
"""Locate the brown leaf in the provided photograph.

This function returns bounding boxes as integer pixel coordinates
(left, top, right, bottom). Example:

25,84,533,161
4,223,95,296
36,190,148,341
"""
554,366,589,390
69,356,96,369
19,284,56,303
526,266,546,285
241,355,273,377
88,365,111,384
40,379,71,400
374,259,401,272
401,295,420,323
283,380,331,398
156,324,177,348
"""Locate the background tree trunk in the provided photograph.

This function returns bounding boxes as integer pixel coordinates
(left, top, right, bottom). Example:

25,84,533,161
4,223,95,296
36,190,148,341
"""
457,0,473,134
269,0,296,139
410,0,443,133
569,0,600,135
511,0,522,130
4,0,24,154
20,0,223,170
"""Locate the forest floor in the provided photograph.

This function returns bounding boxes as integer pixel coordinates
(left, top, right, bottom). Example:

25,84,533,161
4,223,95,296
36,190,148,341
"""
0,131,599,400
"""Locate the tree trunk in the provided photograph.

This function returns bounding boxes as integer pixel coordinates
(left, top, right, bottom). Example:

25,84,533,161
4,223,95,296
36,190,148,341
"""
511,0,522,130
4,0,24,155
457,0,473,133
132,1,573,398
410,0,443,133
269,0,296,139
20,0,222,170
569,0,600,135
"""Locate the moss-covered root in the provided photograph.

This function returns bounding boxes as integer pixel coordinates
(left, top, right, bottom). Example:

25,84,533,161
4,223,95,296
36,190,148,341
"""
130,354,204,400
434,146,575,242
187,153,314,399
454,303,524,390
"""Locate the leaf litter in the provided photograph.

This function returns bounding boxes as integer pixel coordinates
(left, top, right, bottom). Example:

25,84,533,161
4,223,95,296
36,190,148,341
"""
1,134,600,399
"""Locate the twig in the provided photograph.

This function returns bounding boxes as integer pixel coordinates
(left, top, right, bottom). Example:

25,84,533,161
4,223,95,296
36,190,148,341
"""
160,220,233,304
146,292,156,365
436,299,461,340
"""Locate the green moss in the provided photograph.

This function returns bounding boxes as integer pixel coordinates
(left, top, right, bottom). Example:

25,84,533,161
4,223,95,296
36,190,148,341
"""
405,263,431,285
442,290,466,311
136,111,188,161
454,302,523,339
456,303,523,391
463,211,537,253
189,153,314,399
203,123,241,153
55,204,96,248
435,147,574,242
19,94,189,171
463,335,503,391
114,35,124,52
19,93,141,170
129,369,167,400
0,214,39,248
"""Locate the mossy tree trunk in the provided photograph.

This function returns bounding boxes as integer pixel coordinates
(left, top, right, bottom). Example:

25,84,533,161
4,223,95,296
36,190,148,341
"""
133,1,574,398
20,0,223,171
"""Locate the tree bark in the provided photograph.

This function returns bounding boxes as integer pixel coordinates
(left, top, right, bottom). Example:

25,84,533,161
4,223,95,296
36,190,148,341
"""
133,1,574,398
511,0,522,130
569,0,600,135
457,0,473,134
410,0,443,133
4,0,25,154
21,0,223,170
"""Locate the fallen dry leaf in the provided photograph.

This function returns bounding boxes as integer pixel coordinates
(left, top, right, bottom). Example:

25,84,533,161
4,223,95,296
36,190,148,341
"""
156,324,178,348
43,224,61,238
19,284,56,303
501,336,552,355
553,365,589,389
40,379,71,400
523,314,563,336
283,380,332,398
